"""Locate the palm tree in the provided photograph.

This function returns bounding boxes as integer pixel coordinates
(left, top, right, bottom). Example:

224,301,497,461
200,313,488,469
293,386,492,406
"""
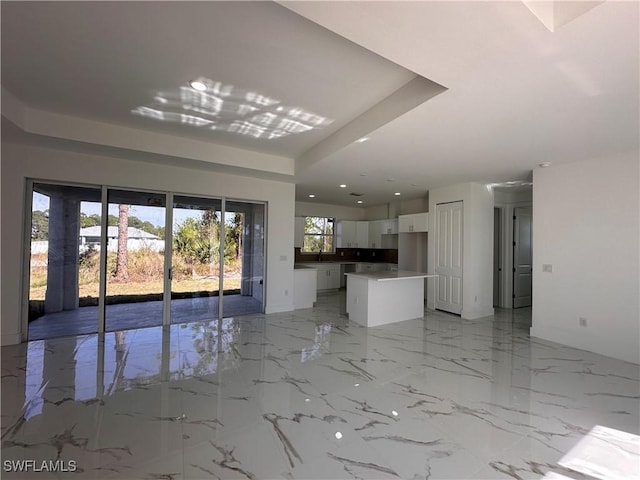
114,204,129,281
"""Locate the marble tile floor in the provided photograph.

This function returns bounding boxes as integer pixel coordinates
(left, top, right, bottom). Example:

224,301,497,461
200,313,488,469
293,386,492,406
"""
2,292,638,479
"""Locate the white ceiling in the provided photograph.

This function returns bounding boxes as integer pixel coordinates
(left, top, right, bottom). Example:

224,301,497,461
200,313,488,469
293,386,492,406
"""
2,1,638,207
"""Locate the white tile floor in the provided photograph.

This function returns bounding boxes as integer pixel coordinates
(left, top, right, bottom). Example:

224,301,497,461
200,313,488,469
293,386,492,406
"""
1,292,639,479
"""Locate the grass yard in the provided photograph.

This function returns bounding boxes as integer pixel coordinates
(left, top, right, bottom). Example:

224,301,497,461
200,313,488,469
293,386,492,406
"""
29,251,242,301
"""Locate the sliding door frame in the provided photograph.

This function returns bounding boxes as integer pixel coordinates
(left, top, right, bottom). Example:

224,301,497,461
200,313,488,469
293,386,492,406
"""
22,180,267,340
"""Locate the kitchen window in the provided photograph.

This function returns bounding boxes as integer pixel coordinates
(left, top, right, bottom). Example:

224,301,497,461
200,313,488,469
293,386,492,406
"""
302,217,334,253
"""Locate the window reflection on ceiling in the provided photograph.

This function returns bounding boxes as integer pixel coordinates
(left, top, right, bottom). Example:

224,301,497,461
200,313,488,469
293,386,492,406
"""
132,78,333,140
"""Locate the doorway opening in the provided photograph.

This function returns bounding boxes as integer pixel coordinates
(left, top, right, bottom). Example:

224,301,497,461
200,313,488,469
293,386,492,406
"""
493,207,502,307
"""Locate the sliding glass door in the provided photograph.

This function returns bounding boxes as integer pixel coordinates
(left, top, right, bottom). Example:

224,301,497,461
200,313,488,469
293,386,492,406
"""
171,195,222,323
222,201,265,317
26,183,265,340
28,183,103,340
105,189,167,332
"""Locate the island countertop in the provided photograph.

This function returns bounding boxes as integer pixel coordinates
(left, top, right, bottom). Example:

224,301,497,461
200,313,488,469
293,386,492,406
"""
345,270,437,282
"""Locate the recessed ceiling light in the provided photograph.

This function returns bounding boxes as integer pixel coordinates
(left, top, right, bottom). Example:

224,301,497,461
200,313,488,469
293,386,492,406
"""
189,80,207,92
308,194,315,198
387,178,395,182
394,192,401,196
339,184,347,188
356,200,364,204
539,162,552,168
355,137,370,144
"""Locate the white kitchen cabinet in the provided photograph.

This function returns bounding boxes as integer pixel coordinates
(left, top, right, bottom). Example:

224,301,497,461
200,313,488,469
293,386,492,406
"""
398,212,429,233
382,219,399,235
356,221,369,248
337,220,358,248
357,262,396,273
316,263,341,290
356,262,375,273
294,216,305,248
369,219,398,248
368,220,383,248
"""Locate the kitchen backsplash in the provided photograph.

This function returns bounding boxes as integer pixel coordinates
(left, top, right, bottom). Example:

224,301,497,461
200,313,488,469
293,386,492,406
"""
294,247,398,264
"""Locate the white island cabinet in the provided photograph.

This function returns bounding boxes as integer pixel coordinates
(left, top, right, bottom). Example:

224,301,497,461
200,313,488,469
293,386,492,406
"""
345,271,437,327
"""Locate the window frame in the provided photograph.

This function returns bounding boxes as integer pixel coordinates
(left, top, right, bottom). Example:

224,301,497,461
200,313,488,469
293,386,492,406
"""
301,216,335,253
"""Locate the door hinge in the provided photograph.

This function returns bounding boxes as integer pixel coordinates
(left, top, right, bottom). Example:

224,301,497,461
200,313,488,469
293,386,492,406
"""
513,216,516,220
513,241,516,246
513,268,516,272
512,294,516,299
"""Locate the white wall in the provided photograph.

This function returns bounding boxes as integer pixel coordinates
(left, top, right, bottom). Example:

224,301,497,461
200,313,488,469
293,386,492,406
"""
295,201,366,221
1,141,296,345
428,182,494,319
531,152,639,365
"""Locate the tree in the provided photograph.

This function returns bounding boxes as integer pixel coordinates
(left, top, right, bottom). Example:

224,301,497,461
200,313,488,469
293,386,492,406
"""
225,213,243,262
80,212,101,228
114,204,129,281
174,214,218,266
31,210,49,240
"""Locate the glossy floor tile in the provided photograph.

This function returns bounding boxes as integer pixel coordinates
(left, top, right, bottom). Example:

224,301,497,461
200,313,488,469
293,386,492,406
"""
2,292,639,479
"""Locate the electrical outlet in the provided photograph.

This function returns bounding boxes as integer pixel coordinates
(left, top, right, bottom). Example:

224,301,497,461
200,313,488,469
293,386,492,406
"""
355,296,359,305
341,251,344,256
372,251,376,257
280,255,287,261
542,264,553,273
579,317,587,327
285,289,288,296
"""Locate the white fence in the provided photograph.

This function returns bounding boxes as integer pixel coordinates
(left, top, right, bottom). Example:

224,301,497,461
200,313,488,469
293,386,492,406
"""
30,239,165,255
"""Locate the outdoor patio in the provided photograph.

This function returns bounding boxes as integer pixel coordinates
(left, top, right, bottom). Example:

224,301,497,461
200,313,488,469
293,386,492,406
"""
27,294,262,340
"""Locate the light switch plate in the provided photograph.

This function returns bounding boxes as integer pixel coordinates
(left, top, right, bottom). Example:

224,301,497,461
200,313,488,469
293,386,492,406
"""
542,264,552,273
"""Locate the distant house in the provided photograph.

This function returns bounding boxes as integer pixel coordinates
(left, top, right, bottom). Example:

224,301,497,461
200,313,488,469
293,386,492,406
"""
79,226,164,253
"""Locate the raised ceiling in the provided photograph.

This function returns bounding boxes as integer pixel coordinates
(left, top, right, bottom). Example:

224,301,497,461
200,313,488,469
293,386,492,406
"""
2,1,638,207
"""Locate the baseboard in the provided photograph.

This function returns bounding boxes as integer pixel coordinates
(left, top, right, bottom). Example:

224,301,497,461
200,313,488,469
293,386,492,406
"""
265,302,294,314
461,305,494,320
530,325,640,365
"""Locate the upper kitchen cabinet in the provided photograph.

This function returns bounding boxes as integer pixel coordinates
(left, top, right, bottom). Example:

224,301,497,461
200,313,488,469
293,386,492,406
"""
368,219,398,248
338,219,399,248
337,220,357,248
382,218,398,235
368,220,382,248
399,212,429,233
356,221,369,248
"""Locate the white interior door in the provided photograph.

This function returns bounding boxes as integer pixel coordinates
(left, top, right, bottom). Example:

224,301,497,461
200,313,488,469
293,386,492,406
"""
435,201,463,314
513,206,532,308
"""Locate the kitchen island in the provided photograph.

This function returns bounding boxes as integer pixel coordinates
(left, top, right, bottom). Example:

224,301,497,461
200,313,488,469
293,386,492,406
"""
345,271,437,327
